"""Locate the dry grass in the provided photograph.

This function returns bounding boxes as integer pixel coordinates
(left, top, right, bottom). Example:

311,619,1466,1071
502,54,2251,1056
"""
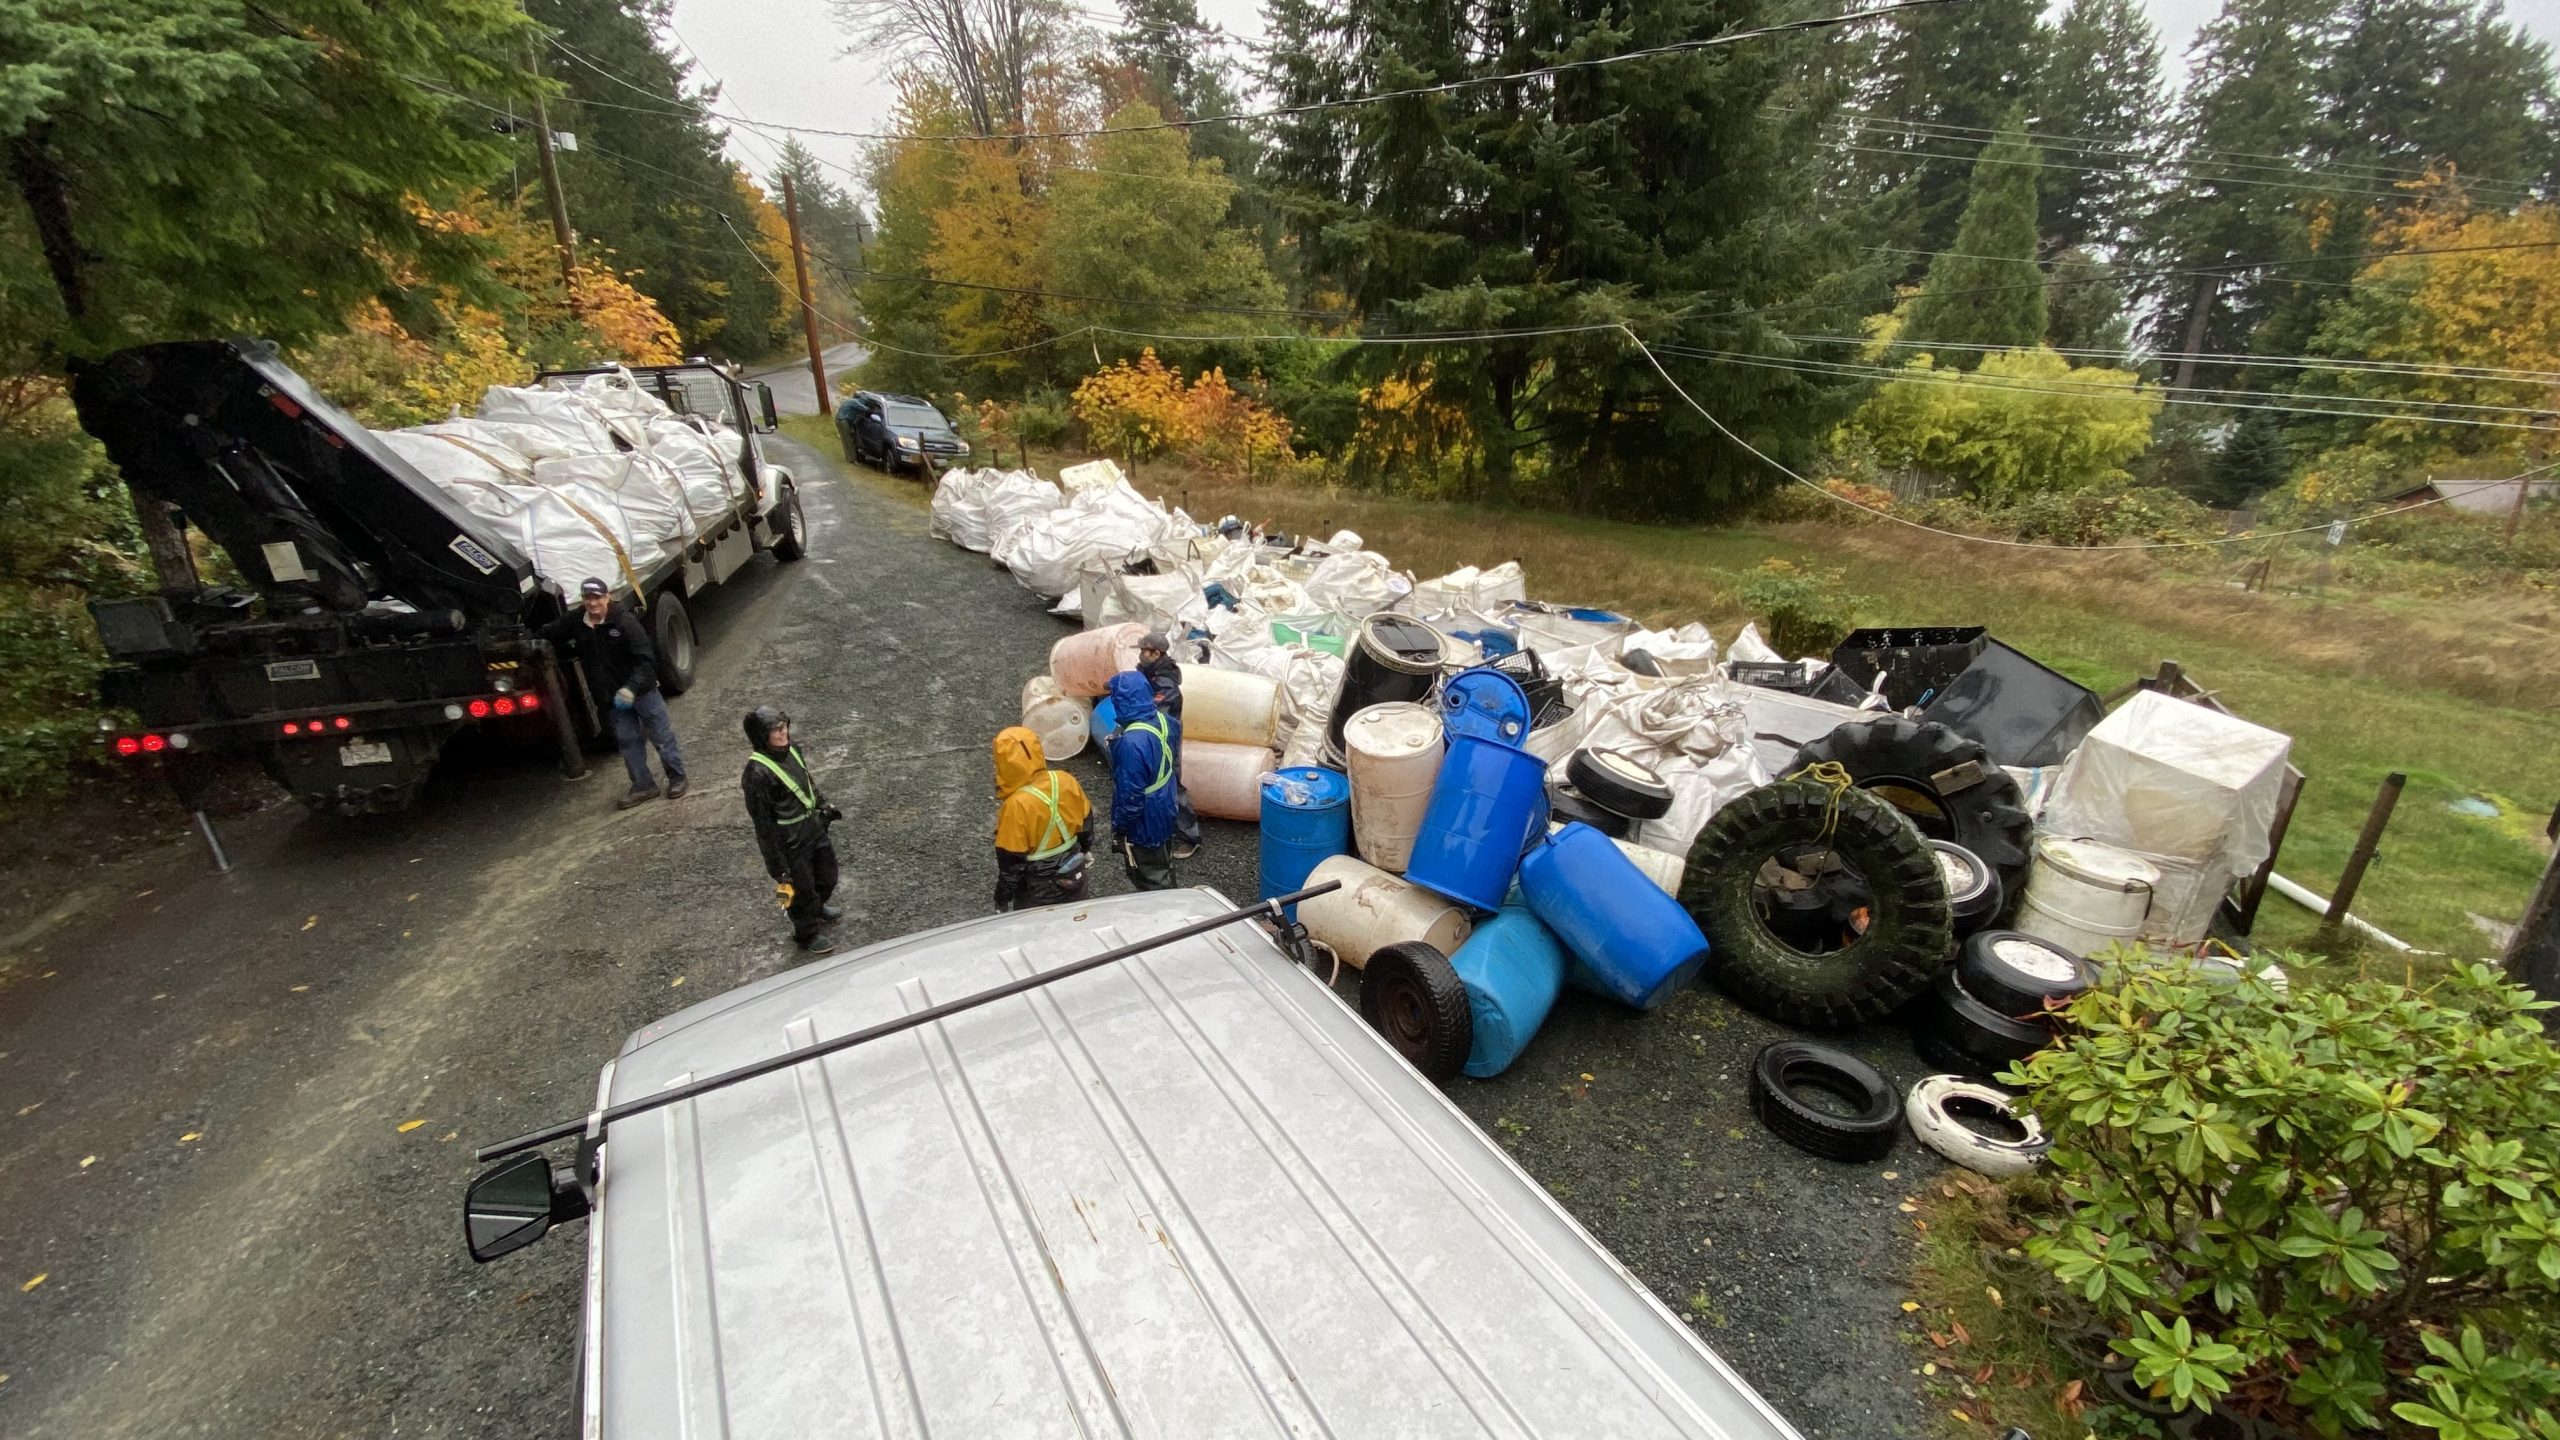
1904,1173,2097,1439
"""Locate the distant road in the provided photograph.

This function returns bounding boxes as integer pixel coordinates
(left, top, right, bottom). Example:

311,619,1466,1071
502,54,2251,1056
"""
747,341,867,416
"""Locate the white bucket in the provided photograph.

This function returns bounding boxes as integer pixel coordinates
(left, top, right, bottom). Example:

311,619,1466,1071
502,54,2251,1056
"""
1297,854,1473,970
1182,666,1281,748
1020,679,1090,762
1344,702,1444,873
1180,740,1276,821
2015,834,2160,960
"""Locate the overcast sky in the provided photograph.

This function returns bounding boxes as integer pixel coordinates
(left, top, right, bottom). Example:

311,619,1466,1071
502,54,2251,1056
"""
667,0,2560,191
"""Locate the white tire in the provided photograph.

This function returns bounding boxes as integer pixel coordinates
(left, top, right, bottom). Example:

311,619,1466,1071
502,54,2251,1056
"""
1906,1074,2050,1178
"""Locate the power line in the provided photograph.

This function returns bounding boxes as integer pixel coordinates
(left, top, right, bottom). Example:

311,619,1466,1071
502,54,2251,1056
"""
692,0,1961,143
1779,330,2560,385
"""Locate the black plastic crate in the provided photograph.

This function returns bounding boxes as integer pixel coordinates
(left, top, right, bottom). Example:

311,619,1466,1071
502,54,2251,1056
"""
1828,626,1988,712
1724,659,1814,693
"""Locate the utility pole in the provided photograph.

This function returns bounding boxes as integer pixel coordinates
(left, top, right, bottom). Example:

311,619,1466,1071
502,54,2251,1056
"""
781,173,832,415
526,34,577,287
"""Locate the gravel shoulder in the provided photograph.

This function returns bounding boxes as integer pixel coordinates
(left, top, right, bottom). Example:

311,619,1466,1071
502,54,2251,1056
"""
0,439,1948,1439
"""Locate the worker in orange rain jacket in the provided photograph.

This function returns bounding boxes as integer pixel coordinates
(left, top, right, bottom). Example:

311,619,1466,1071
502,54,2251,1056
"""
992,726,1094,911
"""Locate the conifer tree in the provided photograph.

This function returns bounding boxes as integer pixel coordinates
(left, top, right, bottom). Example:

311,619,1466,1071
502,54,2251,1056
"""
1902,118,2047,368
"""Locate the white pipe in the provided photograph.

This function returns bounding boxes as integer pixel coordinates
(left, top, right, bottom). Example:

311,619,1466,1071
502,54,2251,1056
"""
2266,872,2414,952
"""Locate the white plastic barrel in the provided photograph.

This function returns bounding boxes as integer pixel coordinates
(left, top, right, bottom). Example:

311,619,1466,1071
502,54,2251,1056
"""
1344,702,1444,873
1050,622,1145,698
1182,666,1282,748
1181,740,1277,821
1297,854,1473,970
1019,677,1091,762
2015,834,2160,959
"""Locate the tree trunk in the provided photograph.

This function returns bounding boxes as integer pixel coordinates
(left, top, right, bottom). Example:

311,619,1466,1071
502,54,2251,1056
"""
1485,367,1517,506
9,125,88,324
132,495,200,597
2170,271,2218,392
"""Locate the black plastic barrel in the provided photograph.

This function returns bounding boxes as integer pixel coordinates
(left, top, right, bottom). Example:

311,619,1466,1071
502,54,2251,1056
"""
1324,614,1445,759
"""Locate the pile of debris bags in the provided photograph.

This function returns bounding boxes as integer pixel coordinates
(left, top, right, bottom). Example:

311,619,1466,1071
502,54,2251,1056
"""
948,454,2300,1115
372,368,748,603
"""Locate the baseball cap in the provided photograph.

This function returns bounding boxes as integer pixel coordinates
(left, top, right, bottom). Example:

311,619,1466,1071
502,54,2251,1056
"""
1139,631,1170,654
578,577,610,597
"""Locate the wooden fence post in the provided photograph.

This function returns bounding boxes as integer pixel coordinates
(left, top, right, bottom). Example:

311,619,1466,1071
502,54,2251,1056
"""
2319,772,2406,945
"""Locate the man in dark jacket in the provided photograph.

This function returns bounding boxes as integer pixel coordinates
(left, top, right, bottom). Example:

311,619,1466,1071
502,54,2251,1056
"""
1105,671,1179,890
1136,632,1201,859
542,576,687,809
739,704,841,954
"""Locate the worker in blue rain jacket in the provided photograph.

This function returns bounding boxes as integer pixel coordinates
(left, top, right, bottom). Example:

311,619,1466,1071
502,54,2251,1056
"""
740,704,843,955
1105,671,1180,890
991,725,1093,911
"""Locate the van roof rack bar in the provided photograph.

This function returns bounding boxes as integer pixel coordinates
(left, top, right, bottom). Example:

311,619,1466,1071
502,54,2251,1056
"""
474,882,1343,1163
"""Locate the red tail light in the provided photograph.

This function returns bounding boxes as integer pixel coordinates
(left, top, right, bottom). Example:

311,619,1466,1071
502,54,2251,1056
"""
114,735,143,756
492,697,517,716
333,716,351,730
141,733,167,753
519,692,541,711
467,699,491,719
283,722,300,736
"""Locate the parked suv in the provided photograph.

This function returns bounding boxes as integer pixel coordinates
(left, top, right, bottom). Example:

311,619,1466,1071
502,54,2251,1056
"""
834,390,969,472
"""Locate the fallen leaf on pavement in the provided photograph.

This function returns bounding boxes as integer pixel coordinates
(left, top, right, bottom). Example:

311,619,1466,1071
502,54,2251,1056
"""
670,976,685,988
1579,1072,1595,1082
1950,1410,1970,1424
1900,1301,1920,1313
1880,1170,1898,1180
15,1102,38,1117
301,916,317,931
397,1119,426,1134
439,1132,457,1142
178,1132,200,1144
1897,1199,1919,1213
20,1273,45,1292
290,985,309,993
78,1156,95,1168
406,893,419,903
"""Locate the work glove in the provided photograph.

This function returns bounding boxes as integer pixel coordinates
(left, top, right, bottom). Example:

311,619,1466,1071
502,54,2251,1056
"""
613,687,636,710
775,880,796,909
821,804,844,824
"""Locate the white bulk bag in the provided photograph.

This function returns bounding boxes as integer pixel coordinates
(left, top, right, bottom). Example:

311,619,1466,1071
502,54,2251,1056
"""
1622,622,1719,677
2040,690,2293,875
1298,549,1410,620
1574,677,1769,852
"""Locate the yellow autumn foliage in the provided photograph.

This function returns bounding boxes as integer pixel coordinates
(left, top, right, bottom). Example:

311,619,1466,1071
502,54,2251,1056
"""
1071,349,1291,474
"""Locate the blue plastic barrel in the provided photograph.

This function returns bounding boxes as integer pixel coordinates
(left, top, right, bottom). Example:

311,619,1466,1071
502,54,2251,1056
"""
1091,695,1120,774
1450,906,1570,1078
1440,668,1532,749
1404,736,1551,912
1519,822,1710,1011
1259,766,1351,917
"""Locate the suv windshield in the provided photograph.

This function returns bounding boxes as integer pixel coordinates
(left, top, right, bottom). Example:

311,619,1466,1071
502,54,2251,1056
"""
884,403,946,429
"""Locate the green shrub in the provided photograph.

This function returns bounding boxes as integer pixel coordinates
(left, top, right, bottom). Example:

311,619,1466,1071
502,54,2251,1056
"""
2012,957,2560,1436
1013,387,1073,449
1733,559,1866,656
0,415,150,803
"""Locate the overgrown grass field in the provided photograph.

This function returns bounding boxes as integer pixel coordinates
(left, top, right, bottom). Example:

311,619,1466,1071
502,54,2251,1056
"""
822,436,2557,961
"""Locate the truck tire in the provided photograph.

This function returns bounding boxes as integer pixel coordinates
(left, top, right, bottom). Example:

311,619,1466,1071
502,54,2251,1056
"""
1922,968,2054,1072
770,483,808,562
1682,780,1953,1028
652,592,698,696
1789,718,2035,892
1929,841,2005,939
1360,941,1472,1082
1749,1042,1902,1162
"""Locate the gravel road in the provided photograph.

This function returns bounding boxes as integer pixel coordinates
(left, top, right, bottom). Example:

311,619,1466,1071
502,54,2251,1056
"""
0,432,1946,1438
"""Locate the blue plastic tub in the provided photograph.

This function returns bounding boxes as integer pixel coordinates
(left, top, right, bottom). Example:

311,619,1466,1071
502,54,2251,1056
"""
1519,822,1710,1011
1440,668,1532,749
1450,906,1570,1078
1259,766,1351,917
1405,736,1551,912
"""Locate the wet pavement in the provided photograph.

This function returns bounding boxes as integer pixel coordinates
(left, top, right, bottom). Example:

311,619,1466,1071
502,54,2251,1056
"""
0,430,1941,1438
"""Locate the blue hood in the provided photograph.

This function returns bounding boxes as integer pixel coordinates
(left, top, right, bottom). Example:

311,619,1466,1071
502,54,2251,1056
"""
1107,671,1158,725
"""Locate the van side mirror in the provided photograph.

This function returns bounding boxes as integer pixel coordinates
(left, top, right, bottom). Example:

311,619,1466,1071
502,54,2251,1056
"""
755,382,779,434
464,1152,587,1262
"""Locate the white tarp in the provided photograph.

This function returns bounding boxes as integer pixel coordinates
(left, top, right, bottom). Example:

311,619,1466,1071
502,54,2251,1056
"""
1572,676,1770,852
2040,690,2293,876
1622,622,1719,677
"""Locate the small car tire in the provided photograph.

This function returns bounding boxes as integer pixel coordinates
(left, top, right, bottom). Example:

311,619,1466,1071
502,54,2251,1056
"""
1749,1042,1902,1163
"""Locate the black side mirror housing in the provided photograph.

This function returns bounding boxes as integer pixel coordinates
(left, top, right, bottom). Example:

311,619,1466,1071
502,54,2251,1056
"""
464,1152,589,1262
755,382,779,434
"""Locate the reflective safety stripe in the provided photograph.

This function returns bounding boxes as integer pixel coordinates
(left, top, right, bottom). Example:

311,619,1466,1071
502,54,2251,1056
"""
750,746,818,824
1132,716,1174,795
1027,774,1078,860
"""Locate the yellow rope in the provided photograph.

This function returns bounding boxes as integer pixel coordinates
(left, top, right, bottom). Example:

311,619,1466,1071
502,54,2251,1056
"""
1784,759,1856,841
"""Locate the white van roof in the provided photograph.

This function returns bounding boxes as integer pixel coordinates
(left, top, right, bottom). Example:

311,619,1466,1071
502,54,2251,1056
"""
589,888,1803,1439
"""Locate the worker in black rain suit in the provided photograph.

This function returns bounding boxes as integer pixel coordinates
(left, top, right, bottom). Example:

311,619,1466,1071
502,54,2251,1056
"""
1136,631,1201,860
542,576,687,810
740,704,843,955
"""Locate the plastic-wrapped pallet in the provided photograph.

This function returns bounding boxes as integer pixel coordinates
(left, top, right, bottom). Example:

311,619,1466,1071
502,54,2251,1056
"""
2040,690,2292,878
